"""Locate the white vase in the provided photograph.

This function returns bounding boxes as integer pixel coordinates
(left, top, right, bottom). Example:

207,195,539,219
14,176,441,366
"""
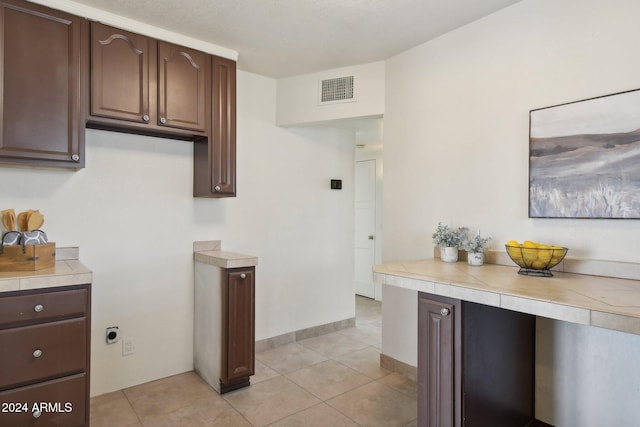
440,247,458,263
468,252,485,266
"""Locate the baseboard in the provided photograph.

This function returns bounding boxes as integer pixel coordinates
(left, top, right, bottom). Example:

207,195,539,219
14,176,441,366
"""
255,317,356,353
379,353,417,382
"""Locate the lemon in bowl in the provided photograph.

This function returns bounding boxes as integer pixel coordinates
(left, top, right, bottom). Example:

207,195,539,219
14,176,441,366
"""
504,241,568,277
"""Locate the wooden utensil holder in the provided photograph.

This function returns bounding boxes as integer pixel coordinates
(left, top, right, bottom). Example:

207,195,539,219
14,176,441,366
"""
0,242,55,272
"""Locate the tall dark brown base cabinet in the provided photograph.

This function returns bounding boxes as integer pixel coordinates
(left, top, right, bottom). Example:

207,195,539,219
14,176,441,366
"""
194,263,255,394
418,292,542,427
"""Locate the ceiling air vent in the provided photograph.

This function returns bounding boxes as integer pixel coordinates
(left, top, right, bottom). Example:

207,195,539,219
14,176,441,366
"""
319,75,356,105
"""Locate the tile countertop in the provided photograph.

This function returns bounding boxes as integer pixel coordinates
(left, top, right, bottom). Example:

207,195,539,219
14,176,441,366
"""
193,240,258,269
194,250,259,269
374,258,640,336
0,247,92,293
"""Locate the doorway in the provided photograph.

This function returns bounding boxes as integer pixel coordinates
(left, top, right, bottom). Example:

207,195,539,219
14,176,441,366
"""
354,159,377,299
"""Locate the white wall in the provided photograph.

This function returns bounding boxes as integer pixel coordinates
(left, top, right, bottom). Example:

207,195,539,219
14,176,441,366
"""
382,0,640,423
0,70,355,396
276,61,385,126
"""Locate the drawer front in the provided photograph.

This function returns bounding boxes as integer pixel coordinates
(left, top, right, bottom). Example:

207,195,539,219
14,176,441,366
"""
0,373,86,427
0,318,87,390
0,288,88,328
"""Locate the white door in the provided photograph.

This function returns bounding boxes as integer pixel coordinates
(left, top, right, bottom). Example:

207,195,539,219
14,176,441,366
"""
354,159,376,298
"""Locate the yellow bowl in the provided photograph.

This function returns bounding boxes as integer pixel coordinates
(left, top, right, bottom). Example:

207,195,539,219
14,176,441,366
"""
504,245,568,277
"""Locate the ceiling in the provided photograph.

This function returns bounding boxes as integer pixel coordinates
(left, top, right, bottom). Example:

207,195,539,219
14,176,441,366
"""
70,0,522,78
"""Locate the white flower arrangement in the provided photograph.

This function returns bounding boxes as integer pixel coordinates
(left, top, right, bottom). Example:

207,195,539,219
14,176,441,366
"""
432,222,468,248
462,231,491,253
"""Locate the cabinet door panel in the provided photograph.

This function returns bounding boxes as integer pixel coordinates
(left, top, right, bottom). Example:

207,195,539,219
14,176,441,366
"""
418,296,455,427
0,373,86,427
90,22,153,123
0,0,83,167
222,269,255,382
0,287,88,327
158,41,209,132
0,317,87,390
211,56,236,195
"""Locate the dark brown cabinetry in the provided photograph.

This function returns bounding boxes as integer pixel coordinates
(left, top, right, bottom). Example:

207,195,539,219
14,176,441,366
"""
418,292,539,427
220,267,255,392
0,2,236,195
194,262,255,394
88,22,211,139
0,0,86,168
0,285,91,426
194,56,237,197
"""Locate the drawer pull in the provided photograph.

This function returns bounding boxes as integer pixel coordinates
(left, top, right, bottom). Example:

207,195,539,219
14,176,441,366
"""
240,273,246,279
33,409,42,418
34,304,44,313
440,308,450,316
33,349,43,358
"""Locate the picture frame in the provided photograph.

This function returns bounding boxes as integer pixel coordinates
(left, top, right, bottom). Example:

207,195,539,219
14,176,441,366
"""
529,88,640,219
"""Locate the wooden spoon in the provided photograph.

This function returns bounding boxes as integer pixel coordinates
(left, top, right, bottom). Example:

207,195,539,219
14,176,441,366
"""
27,210,44,231
1,209,16,231
17,211,28,232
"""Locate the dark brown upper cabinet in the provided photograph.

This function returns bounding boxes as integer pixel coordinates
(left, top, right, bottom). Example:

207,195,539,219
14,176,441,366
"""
194,56,236,197
90,22,154,125
88,22,210,139
0,0,86,169
158,41,210,133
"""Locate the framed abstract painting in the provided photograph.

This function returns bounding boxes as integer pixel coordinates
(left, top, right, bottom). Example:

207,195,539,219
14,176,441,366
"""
529,88,640,219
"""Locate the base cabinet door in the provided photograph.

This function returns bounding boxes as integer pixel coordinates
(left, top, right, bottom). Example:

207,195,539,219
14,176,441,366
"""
418,292,537,427
418,296,456,427
222,268,255,385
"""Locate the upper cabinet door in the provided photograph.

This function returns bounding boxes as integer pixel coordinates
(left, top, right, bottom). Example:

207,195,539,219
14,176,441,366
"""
210,56,237,196
90,22,154,124
157,41,210,133
0,0,85,168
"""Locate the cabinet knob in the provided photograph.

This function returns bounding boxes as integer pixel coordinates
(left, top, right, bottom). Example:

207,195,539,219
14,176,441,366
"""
142,114,150,122
240,273,247,279
440,308,450,316
32,410,42,419
160,117,167,124
71,154,80,162
34,304,44,313
33,349,43,358
214,185,221,192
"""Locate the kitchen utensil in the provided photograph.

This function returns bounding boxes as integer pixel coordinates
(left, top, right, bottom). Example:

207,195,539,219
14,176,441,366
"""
27,210,44,231
17,211,28,232
1,209,16,231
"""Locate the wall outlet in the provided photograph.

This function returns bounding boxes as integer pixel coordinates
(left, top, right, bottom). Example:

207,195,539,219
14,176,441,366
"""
106,326,119,344
122,339,135,356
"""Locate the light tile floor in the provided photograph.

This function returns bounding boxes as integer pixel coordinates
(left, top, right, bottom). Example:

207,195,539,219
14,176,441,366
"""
90,296,417,427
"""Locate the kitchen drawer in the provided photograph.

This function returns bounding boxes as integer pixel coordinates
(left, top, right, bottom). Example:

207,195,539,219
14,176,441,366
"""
0,287,88,328
0,373,87,427
0,318,86,390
